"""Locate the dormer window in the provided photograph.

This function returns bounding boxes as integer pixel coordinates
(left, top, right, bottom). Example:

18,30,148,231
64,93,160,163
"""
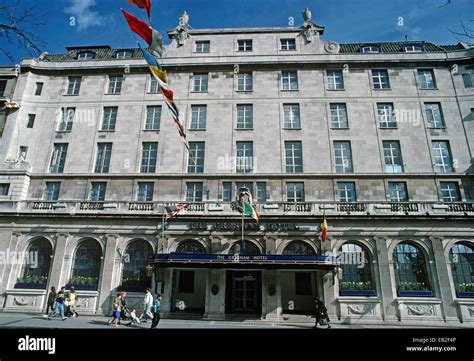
77,51,96,60
195,41,210,53
280,39,296,51
361,45,380,53
115,50,133,59
404,44,423,53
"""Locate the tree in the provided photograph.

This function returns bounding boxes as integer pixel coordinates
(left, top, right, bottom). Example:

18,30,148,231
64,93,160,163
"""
449,20,474,40
0,0,46,62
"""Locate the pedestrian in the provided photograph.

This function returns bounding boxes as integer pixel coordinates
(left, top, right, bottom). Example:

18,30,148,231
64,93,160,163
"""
150,293,162,329
313,296,331,329
140,288,153,323
66,286,79,318
45,286,57,315
48,286,67,321
120,291,128,320
108,293,123,325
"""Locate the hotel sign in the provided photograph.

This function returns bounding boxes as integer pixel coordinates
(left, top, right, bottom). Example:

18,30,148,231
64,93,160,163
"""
189,222,299,231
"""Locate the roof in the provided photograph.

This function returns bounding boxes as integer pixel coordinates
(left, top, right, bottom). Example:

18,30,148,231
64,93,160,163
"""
339,41,467,53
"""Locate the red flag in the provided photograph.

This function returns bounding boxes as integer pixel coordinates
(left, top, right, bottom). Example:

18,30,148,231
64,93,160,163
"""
121,10,162,56
128,0,151,21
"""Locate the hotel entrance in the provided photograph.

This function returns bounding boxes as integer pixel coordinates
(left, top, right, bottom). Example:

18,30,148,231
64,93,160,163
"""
226,271,262,314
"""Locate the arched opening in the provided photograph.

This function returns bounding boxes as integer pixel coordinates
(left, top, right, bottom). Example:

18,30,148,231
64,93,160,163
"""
176,240,206,254
120,240,153,292
68,239,102,290
16,238,52,289
229,241,261,255
338,243,375,296
450,243,474,297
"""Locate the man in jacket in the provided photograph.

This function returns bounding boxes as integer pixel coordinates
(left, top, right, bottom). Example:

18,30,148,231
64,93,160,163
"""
141,288,154,323
151,293,162,329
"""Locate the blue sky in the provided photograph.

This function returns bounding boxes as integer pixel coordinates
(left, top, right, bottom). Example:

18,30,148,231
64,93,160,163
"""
1,0,473,64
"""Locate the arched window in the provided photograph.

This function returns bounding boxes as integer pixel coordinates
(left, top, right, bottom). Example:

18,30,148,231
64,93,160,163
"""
17,238,52,287
339,243,374,294
229,241,260,255
70,239,102,289
393,243,431,292
282,241,316,255
176,240,206,254
450,243,474,296
121,240,153,292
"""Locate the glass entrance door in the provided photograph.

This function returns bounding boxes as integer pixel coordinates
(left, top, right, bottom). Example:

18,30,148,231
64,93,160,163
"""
232,272,257,312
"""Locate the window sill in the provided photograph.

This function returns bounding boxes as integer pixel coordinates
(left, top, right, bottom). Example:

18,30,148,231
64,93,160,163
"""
62,94,79,96
235,128,254,131
55,130,72,133
146,92,160,95
189,128,206,131
98,130,115,133
236,50,253,53
191,91,208,94
279,49,297,52
379,127,398,130
281,89,299,92
372,88,392,91
104,93,121,95
330,127,350,130
235,90,254,93
427,127,447,130
326,89,346,91
143,129,160,132
283,128,302,130
419,88,439,91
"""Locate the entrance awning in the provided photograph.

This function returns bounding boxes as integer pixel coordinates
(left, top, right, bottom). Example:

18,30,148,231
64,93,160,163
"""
149,253,338,270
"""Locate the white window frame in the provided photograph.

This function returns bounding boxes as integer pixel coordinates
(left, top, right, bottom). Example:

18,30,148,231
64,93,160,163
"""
237,72,253,91
330,103,348,128
383,141,403,173
432,141,453,173
326,70,344,90
425,103,445,128
281,71,298,91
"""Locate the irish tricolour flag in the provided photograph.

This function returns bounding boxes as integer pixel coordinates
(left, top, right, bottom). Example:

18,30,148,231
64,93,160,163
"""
244,203,260,223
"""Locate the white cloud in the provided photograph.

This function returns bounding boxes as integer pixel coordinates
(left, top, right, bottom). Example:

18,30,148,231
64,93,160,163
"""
65,0,111,31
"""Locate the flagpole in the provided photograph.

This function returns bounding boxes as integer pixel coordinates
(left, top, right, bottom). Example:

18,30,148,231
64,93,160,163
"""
241,209,245,254
162,212,165,251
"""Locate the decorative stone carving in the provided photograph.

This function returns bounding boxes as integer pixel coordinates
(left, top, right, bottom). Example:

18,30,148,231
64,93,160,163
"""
299,8,325,43
324,41,340,54
347,303,375,315
211,284,219,295
76,297,91,309
169,11,191,47
13,296,36,306
407,305,434,316
468,307,474,317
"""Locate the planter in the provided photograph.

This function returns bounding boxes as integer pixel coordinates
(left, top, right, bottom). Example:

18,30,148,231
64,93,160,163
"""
118,285,148,293
66,284,98,291
398,290,433,297
340,289,376,297
456,291,474,298
14,283,47,290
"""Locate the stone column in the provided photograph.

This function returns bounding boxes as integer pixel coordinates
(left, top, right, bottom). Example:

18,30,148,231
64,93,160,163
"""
430,236,458,324
0,231,21,308
374,236,397,322
262,269,283,321
47,233,69,291
204,269,226,319
322,269,336,320
97,234,118,315
161,267,174,316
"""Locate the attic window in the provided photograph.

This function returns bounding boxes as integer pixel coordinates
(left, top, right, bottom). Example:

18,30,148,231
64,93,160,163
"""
361,45,380,53
404,44,423,53
115,50,133,59
77,51,96,60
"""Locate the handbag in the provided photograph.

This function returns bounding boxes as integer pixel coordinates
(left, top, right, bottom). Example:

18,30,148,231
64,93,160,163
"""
319,318,328,326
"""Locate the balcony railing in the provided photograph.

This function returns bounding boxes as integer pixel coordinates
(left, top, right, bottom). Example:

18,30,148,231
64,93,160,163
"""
0,200,472,217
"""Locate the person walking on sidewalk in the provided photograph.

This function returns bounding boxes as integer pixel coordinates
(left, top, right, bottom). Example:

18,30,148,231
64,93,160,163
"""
140,288,154,323
45,286,57,315
150,293,162,329
313,296,331,329
108,293,123,326
66,287,79,318
48,286,67,321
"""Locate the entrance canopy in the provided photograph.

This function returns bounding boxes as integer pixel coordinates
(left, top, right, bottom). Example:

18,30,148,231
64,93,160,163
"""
149,253,338,270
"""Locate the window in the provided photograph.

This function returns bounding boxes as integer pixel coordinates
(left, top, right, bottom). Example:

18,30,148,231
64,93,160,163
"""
285,141,303,173
108,75,123,94
334,141,353,173
361,45,380,53
188,142,205,173
238,39,252,52
35,82,43,96
326,70,344,90
121,240,153,291
77,51,96,60
186,182,203,202
283,241,316,255
378,103,397,128
432,141,453,173
66,76,82,95
450,243,474,295
49,144,68,173
115,50,133,59
383,141,403,173
101,107,118,131
404,44,423,52
281,71,298,91
223,182,232,202
0,80,6,96
19,238,52,286
283,104,301,129
0,183,10,196
43,182,61,201
19,146,28,161
58,107,75,132
150,76,159,93
287,182,305,202
338,182,356,202
190,105,207,130
193,73,208,92
295,273,312,295
71,239,102,287
388,182,408,202
418,69,436,89
462,73,473,89
195,41,210,53
145,106,161,130
140,142,158,173
95,143,112,173
137,182,154,202
425,103,445,128
237,72,253,91
26,114,35,128
257,182,267,202
236,104,253,129
393,243,431,293
372,70,390,89
280,38,296,51
178,271,195,293
339,243,373,294
440,182,461,202
89,182,107,201
236,141,253,173
177,240,206,254
330,103,349,128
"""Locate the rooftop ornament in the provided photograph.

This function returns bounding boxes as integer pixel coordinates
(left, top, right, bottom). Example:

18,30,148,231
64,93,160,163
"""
300,7,325,43
169,11,191,47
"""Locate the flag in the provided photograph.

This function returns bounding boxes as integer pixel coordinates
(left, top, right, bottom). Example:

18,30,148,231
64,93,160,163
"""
165,203,190,220
122,9,162,56
127,0,152,21
321,217,328,241
244,203,260,223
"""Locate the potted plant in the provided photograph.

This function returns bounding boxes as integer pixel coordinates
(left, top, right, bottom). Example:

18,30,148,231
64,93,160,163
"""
340,281,376,297
456,283,474,298
66,276,98,291
15,275,48,289
397,282,433,297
